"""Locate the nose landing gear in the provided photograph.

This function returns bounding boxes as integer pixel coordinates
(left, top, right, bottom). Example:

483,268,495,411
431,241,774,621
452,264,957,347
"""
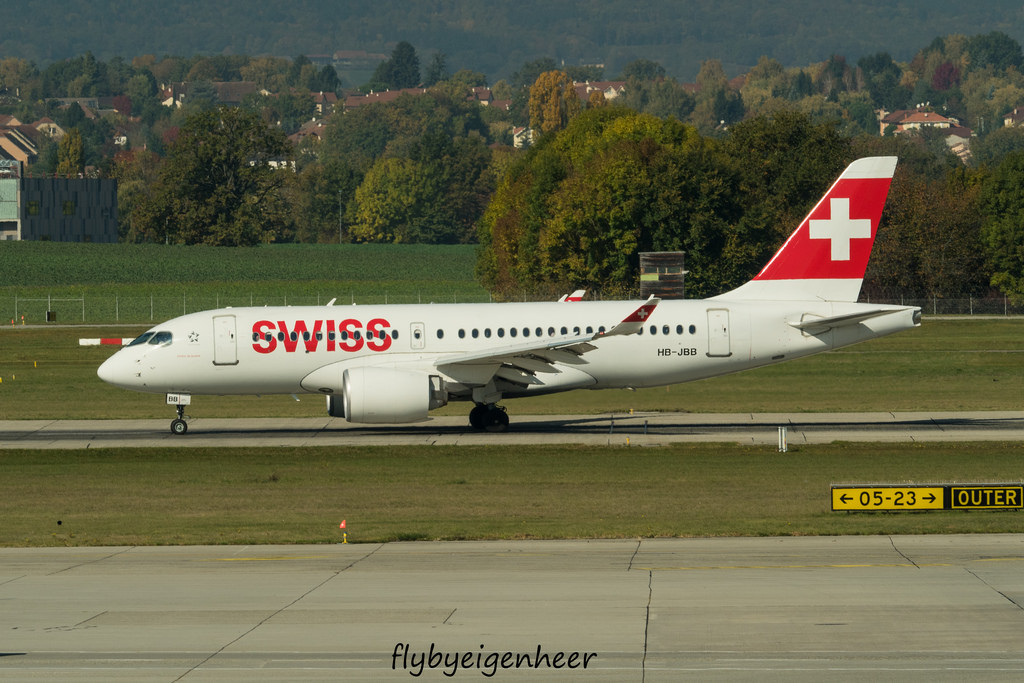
166,393,191,435
170,404,188,435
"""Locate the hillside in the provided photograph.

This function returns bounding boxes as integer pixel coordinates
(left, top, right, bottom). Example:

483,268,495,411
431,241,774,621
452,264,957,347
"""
5,0,1024,80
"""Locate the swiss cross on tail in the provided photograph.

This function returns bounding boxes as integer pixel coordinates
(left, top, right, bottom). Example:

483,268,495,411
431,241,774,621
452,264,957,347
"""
754,157,897,283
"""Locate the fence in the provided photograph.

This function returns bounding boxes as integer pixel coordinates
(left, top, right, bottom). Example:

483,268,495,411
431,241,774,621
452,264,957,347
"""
3,293,1022,326
3,292,494,325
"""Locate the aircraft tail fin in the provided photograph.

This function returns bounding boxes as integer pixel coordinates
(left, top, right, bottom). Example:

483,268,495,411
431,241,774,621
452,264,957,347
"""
715,156,897,303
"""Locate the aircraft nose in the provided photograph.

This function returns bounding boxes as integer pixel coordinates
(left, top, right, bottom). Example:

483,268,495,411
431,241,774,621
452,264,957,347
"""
98,353,132,387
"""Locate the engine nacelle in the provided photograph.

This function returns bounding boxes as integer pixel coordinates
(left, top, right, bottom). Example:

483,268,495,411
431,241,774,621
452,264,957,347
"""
325,367,446,424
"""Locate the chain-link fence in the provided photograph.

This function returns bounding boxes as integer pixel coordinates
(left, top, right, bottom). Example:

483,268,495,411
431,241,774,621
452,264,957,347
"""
4,292,1021,325
2,292,497,325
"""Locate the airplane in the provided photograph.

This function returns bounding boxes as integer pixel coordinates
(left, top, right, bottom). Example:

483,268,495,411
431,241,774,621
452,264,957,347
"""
98,156,920,435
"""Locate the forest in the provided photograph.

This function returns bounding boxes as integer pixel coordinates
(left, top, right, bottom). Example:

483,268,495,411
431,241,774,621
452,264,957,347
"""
3,30,1024,303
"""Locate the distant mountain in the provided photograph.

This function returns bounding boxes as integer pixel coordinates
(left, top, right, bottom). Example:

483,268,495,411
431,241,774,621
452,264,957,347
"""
7,0,1024,81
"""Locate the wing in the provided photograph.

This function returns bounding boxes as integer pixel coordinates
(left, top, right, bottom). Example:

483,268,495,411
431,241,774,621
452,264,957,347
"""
435,297,660,389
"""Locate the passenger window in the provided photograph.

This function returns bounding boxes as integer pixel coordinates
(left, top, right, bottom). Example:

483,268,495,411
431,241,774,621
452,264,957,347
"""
437,329,445,339
598,326,606,334
573,326,580,335
650,325,657,335
484,328,492,338
472,329,479,339
676,325,683,335
510,328,517,338
689,324,697,334
586,326,593,334
278,332,285,341
458,329,466,339
547,327,555,336
328,331,336,341
523,328,530,337
535,327,543,337
290,332,298,342
498,328,505,338
662,325,670,335
302,331,310,341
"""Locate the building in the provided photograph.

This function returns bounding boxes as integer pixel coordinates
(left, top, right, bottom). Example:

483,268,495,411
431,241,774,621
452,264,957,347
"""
0,160,118,242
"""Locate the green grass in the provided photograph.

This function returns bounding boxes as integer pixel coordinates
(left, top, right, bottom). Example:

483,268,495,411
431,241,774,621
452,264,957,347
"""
1,318,1021,418
3,443,1022,547
0,241,491,323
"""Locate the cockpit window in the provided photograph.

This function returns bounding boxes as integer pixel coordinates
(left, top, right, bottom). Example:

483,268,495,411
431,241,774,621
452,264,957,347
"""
149,331,173,345
127,332,155,346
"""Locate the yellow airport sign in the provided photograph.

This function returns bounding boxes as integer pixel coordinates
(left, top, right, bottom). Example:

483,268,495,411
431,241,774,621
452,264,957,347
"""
832,487,944,511
832,484,1024,511
949,486,1023,510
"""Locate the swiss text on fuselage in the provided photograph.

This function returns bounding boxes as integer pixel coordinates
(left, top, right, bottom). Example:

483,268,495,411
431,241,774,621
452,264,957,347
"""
252,319,393,354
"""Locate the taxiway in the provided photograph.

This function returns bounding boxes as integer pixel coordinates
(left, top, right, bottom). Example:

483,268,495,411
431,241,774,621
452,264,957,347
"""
1,536,1022,681
2,411,1023,448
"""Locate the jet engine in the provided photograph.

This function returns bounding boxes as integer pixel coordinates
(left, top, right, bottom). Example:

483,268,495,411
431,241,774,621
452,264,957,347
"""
325,366,446,424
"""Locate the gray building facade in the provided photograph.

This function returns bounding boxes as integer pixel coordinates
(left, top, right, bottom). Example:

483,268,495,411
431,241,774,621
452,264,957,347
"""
0,160,118,242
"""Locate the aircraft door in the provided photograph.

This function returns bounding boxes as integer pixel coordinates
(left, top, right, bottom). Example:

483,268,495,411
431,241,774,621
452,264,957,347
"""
410,322,426,350
213,315,238,365
706,308,732,357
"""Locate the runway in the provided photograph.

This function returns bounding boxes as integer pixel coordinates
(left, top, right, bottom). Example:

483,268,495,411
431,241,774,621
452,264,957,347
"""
2,411,1024,448
1,536,1022,681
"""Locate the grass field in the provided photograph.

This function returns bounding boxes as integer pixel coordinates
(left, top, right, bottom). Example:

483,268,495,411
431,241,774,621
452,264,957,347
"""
2,443,1022,547
0,241,491,324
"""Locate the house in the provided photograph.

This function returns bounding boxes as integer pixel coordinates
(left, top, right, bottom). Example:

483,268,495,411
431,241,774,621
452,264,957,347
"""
877,107,956,136
311,91,338,116
512,126,534,149
573,80,627,103
343,88,428,110
288,119,329,146
1004,107,1024,128
162,81,259,108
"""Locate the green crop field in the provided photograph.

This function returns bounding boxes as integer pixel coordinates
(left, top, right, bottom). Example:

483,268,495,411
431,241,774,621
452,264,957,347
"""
0,241,492,324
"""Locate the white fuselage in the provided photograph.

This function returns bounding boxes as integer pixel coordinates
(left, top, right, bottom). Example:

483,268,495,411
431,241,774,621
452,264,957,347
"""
97,298,919,401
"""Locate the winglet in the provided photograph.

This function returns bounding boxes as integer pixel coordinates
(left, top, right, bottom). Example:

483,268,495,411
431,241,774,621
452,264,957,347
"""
598,296,660,338
558,289,586,302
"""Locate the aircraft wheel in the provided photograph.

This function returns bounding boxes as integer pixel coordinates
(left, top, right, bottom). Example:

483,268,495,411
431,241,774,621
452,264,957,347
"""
170,418,188,435
469,405,488,430
484,406,509,433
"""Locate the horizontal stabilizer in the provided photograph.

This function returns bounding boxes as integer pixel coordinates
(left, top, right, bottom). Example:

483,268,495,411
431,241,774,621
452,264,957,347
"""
789,309,907,333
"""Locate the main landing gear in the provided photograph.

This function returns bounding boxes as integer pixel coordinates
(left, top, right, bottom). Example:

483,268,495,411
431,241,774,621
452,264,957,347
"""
469,404,509,432
170,404,188,435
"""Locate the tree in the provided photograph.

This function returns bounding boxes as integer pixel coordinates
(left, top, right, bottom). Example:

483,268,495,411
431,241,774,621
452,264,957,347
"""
136,107,292,246
369,41,420,90
867,168,988,298
477,108,738,297
348,132,491,244
56,128,84,177
424,52,448,87
529,70,580,136
621,58,665,82
966,31,1023,73
981,151,1024,302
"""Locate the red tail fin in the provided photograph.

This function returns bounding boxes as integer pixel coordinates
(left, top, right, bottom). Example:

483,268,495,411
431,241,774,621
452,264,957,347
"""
717,156,897,302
